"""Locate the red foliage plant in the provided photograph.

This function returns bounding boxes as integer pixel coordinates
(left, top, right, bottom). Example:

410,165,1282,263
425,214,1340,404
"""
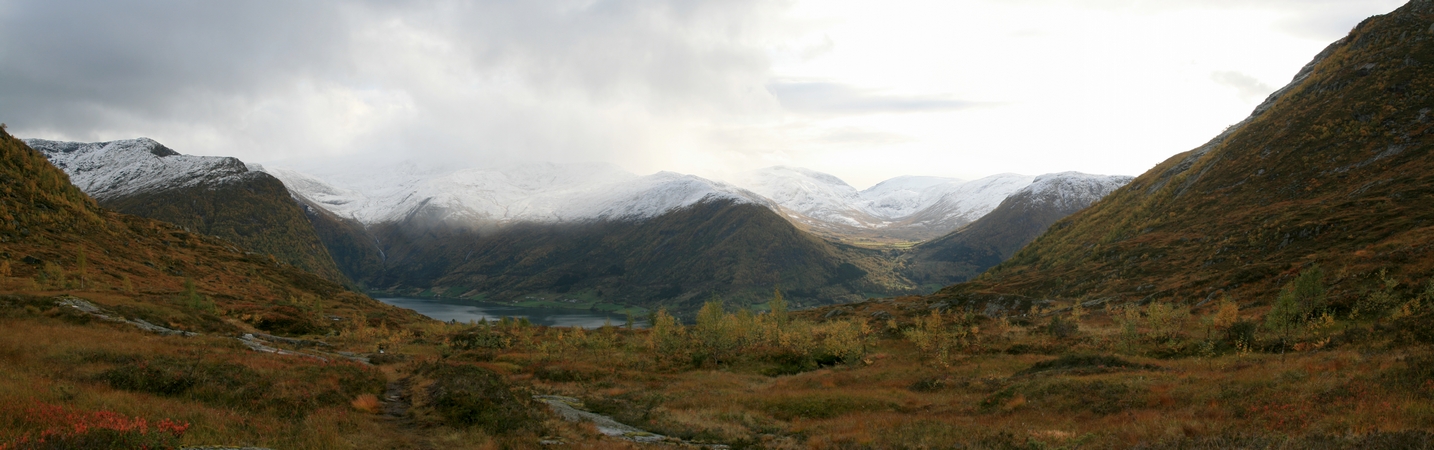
0,401,189,450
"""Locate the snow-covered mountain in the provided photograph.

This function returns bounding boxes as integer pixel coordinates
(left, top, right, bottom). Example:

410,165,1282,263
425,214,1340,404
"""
26,137,262,200
25,137,350,282
259,162,773,226
730,166,1038,241
729,166,883,229
1011,172,1135,212
902,171,1133,288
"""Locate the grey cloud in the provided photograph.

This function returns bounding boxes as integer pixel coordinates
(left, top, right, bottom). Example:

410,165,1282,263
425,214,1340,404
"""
0,0,792,165
0,1,351,136
1210,71,1274,102
766,80,980,116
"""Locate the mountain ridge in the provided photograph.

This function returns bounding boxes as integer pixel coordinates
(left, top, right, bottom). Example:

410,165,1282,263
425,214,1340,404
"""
935,1,1434,310
26,138,350,283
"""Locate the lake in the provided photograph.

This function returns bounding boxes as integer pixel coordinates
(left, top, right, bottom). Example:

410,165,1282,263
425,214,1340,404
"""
375,297,644,329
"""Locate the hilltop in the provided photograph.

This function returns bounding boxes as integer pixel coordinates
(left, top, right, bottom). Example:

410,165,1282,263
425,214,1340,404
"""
938,1,1434,312
28,138,349,284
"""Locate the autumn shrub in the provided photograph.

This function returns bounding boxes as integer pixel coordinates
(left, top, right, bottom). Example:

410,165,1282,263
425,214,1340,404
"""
1357,269,1403,318
904,309,978,366
414,361,540,435
1267,266,1327,332
1383,354,1434,399
99,355,382,418
1014,354,1158,377
1145,301,1190,341
759,394,892,420
0,401,189,450
447,326,511,350
981,380,1141,416
1043,314,1078,339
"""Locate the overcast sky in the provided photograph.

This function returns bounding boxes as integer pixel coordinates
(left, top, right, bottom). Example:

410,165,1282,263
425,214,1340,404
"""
0,0,1407,188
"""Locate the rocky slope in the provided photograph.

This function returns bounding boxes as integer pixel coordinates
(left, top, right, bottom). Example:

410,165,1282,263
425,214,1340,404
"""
937,1,1434,311
26,138,348,283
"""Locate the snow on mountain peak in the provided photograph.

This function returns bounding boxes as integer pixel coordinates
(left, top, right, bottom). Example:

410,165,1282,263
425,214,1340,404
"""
1011,171,1134,211
25,137,257,201
262,162,768,226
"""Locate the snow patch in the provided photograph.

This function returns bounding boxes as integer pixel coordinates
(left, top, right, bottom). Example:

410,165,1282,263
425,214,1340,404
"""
26,137,259,201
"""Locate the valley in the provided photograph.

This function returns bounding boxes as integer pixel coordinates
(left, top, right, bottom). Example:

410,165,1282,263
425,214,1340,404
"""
36,134,1124,316
2,0,1434,448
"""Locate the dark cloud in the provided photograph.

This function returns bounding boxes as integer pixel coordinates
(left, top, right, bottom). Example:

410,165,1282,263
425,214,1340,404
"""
766,80,979,116
0,1,350,136
0,0,790,164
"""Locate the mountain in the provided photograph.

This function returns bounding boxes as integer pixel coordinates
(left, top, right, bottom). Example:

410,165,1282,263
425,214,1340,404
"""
731,166,1034,242
261,162,773,226
26,138,348,283
263,163,917,313
902,172,1132,290
936,1,1434,310
0,127,418,335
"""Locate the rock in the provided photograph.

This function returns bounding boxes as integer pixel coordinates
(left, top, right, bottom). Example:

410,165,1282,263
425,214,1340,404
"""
823,308,851,319
534,395,666,443
870,311,893,321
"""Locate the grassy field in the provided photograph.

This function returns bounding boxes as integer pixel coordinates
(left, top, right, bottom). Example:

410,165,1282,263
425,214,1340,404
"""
5,275,1431,449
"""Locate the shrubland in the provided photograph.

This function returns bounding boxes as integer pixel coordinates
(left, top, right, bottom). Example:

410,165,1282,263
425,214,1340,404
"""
5,260,1434,448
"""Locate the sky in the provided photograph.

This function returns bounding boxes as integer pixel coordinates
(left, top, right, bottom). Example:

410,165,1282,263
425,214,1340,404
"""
0,0,1408,189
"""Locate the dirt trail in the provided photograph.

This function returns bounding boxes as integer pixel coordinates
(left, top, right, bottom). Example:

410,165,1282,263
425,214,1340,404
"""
534,395,729,448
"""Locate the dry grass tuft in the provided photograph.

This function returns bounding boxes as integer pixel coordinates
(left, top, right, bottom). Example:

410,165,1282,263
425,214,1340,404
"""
351,394,381,414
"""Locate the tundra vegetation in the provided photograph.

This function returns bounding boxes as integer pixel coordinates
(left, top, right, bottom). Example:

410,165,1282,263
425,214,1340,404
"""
4,265,1434,449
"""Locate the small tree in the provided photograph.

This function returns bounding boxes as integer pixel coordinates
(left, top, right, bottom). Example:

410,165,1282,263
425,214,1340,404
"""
1213,296,1240,330
75,248,87,289
1268,266,1326,327
182,278,213,312
694,298,738,366
1357,269,1401,318
648,308,687,361
769,287,788,326
1145,301,1189,341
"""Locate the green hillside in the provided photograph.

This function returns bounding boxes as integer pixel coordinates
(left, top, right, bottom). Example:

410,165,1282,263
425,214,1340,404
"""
902,190,1084,290
0,126,419,334
100,172,350,284
345,200,917,316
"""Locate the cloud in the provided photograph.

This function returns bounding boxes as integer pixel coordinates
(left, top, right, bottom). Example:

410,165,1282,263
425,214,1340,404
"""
766,79,981,116
0,0,796,166
1210,71,1275,102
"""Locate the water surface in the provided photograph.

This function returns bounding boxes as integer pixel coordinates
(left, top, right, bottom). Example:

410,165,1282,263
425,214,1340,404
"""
376,297,642,329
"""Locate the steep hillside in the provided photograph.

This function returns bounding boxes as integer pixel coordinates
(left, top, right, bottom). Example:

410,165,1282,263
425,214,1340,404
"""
938,2,1434,309
27,138,348,283
903,172,1131,290
0,127,419,334
263,163,917,314
356,199,914,315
